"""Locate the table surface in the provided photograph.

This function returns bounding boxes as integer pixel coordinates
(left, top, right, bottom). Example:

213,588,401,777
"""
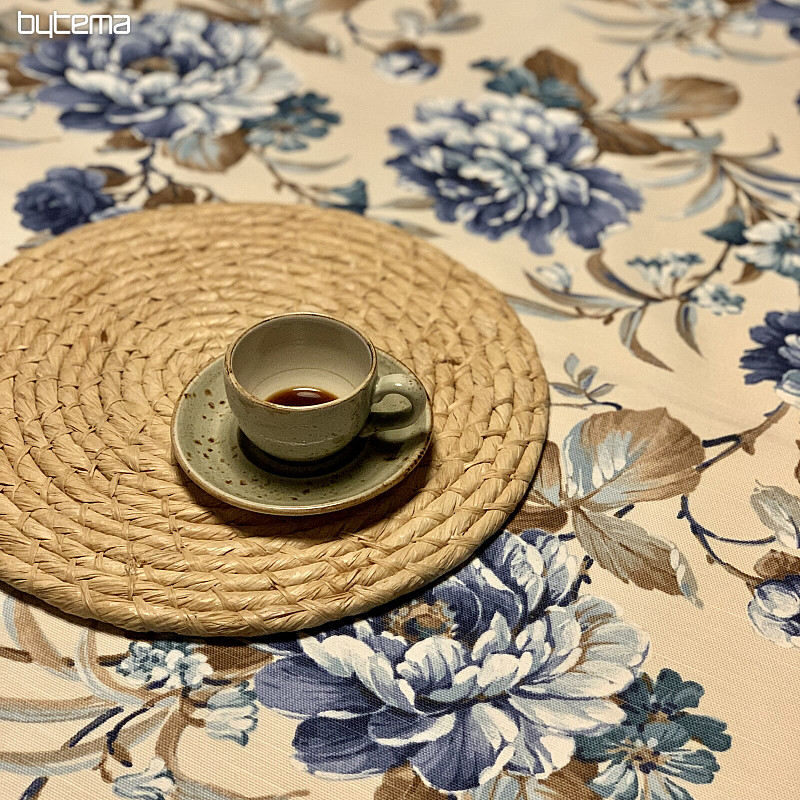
0,2,798,799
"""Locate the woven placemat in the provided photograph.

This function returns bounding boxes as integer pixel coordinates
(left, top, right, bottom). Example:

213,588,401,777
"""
0,204,548,637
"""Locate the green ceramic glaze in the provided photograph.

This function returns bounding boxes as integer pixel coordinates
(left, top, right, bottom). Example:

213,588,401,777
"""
171,350,432,515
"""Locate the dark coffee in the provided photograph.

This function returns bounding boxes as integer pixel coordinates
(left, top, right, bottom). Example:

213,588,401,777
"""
266,386,338,407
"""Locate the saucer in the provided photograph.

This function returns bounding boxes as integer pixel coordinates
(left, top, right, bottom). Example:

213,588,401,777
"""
171,350,432,515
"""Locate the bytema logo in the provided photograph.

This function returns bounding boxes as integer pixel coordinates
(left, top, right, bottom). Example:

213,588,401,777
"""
18,11,131,37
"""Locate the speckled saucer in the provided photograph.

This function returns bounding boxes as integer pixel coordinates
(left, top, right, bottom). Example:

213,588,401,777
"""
171,350,433,515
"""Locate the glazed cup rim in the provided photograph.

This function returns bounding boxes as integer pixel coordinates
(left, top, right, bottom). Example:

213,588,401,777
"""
223,311,378,412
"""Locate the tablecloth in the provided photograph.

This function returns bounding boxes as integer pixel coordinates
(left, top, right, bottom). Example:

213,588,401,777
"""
0,1,798,798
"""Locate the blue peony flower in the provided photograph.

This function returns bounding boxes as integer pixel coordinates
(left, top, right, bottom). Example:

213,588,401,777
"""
19,11,299,141
113,758,174,800
245,92,340,151
740,310,800,408
736,220,800,282
14,167,115,235
386,95,642,255
576,669,729,800
757,0,800,42
254,531,648,793
626,252,702,296
748,575,800,648
373,48,440,84
688,282,744,315
117,641,213,690
203,682,259,745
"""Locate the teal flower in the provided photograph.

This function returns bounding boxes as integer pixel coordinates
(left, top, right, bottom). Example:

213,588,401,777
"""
576,670,729,800
471,60,585,109
615,670,731,752
245,92,340,151
582,723,720,800
319,179,368,215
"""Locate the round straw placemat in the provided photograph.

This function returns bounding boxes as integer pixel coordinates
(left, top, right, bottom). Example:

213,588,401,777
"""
0,203,548,637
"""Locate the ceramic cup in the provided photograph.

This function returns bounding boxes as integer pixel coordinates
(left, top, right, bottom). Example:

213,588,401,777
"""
223,312,427,462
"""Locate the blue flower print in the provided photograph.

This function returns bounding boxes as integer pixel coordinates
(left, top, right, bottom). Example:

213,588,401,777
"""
245,92,340,151
471,60,585,109
255,531,648,793
319,179,368,214
14,167,115,235
113,758,174,800
688,283,744,316
626,252,702,296
580,723,720,800
374,48,440,84
740,310,800,408
736,219,800,282
19,11,299,141
757,1,800,43
116,641,213,690
532,263,572,292
670,0,729,17
576,670,729,800
386,95,642,255
748,575,800,648
203,682,259,745
614,670,731,752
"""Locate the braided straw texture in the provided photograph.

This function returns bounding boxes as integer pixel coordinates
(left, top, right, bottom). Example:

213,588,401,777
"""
0,204,548,637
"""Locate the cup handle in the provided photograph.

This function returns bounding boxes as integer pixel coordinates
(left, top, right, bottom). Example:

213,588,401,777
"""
361,373,427,435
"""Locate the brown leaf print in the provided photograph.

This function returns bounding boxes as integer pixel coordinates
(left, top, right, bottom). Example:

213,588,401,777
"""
375,764,449,800
383,40,443,67
613,77,740,120
574,509,700,602
144,183,197,209
0,52,42,90
0,645,32,663
515,440,568,532
164,130,249,172
9,601,74,676
100,129,149,151
270,17,337,54
537,759,601,799
524,48,597,110
754,549,800,582
566,408,704,510
584,116,670,156
197,644,273,676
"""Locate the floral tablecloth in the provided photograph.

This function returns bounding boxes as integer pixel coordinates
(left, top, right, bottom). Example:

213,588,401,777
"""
1,1,799,799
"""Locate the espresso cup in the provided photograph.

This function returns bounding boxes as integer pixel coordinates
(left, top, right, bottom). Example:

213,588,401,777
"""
223,313,427,462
